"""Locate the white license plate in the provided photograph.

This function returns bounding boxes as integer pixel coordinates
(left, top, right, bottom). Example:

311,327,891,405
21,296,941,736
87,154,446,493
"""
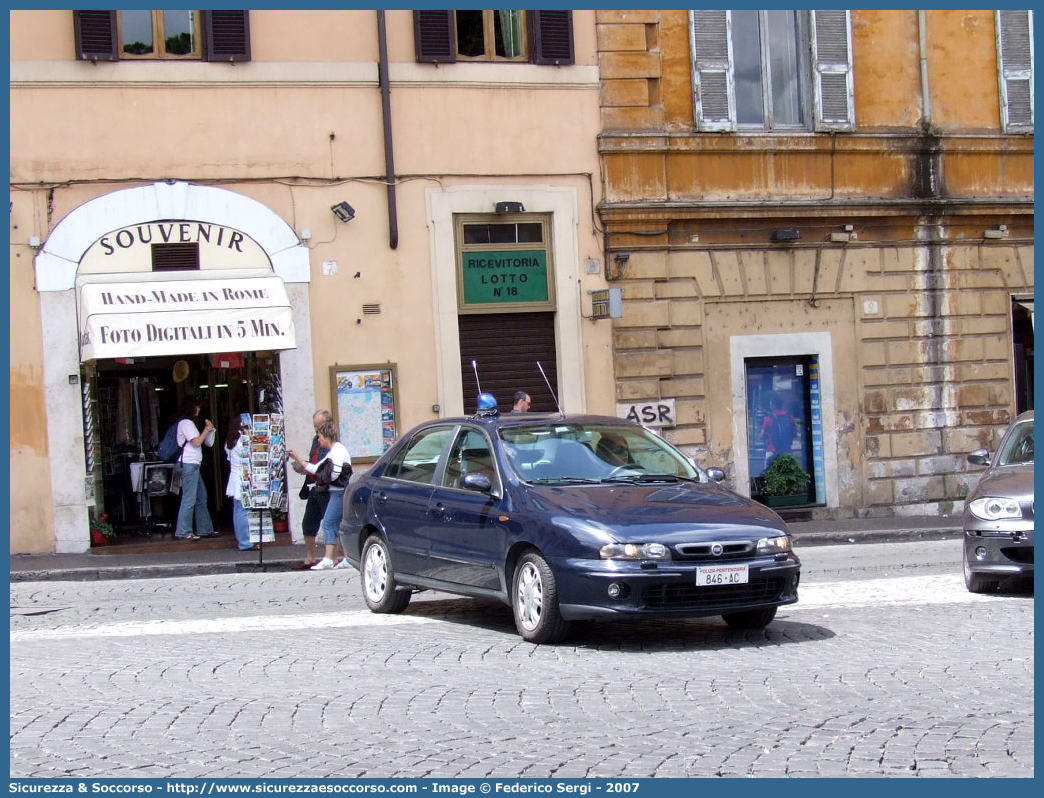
695,564,749,586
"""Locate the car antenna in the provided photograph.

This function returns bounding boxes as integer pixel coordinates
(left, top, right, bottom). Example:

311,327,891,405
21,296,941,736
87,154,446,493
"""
537,361,564,417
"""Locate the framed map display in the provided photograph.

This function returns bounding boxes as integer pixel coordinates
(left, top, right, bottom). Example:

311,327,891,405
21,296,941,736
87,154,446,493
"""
330,364,398,463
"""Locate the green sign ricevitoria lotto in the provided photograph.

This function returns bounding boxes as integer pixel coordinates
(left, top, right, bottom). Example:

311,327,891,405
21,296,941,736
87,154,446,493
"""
461,249,549,306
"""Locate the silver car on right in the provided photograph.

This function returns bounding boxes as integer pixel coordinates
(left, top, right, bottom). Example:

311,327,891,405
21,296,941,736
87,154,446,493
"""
962,409,1034,593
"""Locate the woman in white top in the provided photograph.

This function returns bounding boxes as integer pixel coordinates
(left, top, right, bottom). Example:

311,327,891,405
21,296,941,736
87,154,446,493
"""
288,420,352,570
175,395,217,540
224,414,255,551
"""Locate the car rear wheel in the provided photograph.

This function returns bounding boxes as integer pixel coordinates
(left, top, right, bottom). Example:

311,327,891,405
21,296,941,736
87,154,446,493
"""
512,551,571,644
963,556,1000,594
361,535,411,614
721,606,778,629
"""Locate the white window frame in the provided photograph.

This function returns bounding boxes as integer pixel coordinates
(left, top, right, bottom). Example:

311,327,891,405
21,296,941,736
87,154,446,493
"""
689,9,854,133
997,10,1034,133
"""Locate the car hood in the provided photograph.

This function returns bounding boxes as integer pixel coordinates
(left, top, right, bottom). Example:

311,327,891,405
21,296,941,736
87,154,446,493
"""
967,465,1034,502
524,480,790,543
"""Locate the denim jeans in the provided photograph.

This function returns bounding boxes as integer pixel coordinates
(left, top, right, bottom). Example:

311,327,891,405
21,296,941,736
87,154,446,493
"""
320,487,345,545
232,498,252,549
176,463,214,538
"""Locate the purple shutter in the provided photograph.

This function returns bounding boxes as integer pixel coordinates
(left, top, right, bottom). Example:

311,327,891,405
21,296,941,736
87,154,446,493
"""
202,10,250,63
73,10,118,61
414,10,456,63
529,10,574,65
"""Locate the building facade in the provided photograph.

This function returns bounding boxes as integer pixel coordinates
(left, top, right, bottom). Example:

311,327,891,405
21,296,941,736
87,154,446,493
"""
596,10,1033,517
10,10,609,553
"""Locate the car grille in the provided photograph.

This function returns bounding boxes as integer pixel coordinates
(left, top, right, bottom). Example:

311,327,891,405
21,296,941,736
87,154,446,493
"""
643,577,786,609
672,541,755,560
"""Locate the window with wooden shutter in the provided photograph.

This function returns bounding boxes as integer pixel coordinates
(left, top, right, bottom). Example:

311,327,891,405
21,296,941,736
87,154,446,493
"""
997,10,1034,133
530,11,574,65
202,10,250,63
73,10,119,61
690,9,853,132
414,10,457,63
414,10,573,66
811,9,854,131
72,10,249,62
690,10,735,131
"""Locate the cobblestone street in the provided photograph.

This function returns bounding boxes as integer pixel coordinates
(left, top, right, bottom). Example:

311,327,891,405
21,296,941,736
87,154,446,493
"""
10,541,1034,778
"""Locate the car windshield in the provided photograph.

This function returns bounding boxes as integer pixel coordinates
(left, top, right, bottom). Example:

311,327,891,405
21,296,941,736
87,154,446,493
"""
996,420,1034,466
499,422,702,483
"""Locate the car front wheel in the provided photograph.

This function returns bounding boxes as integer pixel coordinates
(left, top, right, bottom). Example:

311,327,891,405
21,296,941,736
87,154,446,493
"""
963,556,999,594
361,535,411,613
512,551,571,644
721,606,778,629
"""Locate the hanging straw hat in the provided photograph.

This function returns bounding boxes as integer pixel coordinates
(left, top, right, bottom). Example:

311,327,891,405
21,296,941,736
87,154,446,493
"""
172,360,190,383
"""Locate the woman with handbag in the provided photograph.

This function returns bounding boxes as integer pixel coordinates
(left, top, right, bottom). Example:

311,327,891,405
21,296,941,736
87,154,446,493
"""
289,409,332,569
287,420,352,570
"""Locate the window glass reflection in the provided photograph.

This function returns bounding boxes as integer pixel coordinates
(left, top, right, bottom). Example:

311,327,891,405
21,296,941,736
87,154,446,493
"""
163,9,195,56
122,9,154,55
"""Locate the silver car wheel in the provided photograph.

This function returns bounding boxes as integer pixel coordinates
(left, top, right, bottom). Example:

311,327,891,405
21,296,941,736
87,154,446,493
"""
515,560,543,631
363,542,389,602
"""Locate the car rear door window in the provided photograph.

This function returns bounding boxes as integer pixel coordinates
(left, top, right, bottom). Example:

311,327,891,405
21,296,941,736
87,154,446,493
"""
385,426,455,484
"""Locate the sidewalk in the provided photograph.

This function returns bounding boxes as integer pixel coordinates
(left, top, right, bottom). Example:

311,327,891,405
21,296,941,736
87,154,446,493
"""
9,515,963,583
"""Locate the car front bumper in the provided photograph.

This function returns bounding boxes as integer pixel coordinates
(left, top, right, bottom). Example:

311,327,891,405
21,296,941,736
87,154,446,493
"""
963,525,1034,577
551,554,801,621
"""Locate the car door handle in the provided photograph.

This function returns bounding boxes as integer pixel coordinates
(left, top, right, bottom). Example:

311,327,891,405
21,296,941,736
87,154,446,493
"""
430,503,446,520
375,491,387,505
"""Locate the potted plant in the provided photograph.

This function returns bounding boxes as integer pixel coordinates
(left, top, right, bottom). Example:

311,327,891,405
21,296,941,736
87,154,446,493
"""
761,453,811,507
271,511,289,534
90,512,117,546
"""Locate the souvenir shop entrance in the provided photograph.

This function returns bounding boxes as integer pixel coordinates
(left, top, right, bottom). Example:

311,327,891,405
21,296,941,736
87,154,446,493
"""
83,351,283,543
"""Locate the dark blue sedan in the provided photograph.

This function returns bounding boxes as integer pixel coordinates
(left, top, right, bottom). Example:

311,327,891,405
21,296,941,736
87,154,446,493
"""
339,412,800,643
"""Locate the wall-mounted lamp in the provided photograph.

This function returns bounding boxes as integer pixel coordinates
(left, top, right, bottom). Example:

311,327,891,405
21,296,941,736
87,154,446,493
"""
495,201,525,214
331,201,356,223
613,252,630,264
771,229,801,242
983,225,1008,239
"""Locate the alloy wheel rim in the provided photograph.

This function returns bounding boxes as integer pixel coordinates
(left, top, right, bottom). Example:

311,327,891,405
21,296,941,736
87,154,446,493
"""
516,562,543,630
364,545,387,599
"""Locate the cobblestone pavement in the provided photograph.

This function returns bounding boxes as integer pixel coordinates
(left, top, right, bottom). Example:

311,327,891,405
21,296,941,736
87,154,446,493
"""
10,541,1033,778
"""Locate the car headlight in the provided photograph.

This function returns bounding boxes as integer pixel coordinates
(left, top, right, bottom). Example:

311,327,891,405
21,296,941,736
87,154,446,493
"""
599,542,671,561
756,535,792,554
968,497,1022,521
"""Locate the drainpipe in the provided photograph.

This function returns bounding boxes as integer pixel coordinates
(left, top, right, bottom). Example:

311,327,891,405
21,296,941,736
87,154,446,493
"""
377,10,399,249
917,10,946,435
918,10,932,133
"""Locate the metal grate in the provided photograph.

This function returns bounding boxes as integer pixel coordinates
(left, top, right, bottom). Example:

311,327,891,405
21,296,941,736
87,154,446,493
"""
672,541,756,560
151,243,199,271
643,578,785,609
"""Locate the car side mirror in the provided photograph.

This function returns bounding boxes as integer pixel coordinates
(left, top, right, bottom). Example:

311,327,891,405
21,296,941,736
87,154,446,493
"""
705,467,726,483
967,449,991,467
462,473,493,493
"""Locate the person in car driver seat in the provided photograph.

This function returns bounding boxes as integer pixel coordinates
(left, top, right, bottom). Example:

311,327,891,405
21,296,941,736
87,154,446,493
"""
596,432,632,467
